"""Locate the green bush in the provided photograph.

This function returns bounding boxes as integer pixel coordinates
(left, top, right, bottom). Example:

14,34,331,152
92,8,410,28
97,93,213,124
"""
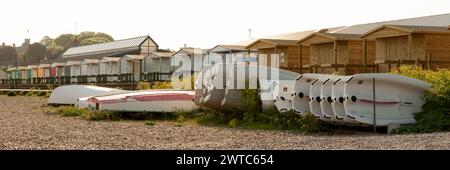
56,106,85,117
144,120,155,126
390,66,450,133
6,91,16,96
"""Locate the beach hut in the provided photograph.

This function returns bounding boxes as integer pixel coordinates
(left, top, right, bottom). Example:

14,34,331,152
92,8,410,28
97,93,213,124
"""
172,47,209,73
145,52,175,80
361,25,450,72
38,64,51,78
81,59,99,82
245,30,317,73
120,55,146,81
26,65,38,80
207,45,257,65
64,61,82,83
6,67,15,79
51,62,65,77
0,69,7,80
297,31,376,74
99,57,120,82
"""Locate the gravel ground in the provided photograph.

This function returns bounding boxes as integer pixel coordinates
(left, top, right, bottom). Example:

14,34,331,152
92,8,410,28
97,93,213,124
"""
0,95,449,150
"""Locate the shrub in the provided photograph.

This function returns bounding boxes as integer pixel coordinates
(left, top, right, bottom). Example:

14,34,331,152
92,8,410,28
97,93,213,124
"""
144,120,155,126
137,82,151,90
6,91,16,96
151,82,173,89
390,66,450,133
56,106,85,117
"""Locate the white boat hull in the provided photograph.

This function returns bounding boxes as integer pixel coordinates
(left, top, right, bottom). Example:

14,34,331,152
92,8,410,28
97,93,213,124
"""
343,73,431,126
48,85,127,105
86,90,198,113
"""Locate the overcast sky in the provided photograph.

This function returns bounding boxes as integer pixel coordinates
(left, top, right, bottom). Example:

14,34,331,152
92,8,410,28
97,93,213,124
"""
0,0,449,50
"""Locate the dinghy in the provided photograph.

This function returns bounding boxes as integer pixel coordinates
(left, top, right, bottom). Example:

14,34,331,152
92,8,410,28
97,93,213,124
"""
331,76,359,124
343,73,431,126
291,73,321,116
309,76,330,119
85,90,198,113
320,75,344,123
271,71,301,113
48,85,127,105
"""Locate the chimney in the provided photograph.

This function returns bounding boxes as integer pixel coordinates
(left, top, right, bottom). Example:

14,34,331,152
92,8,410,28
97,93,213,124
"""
1,42,4,47
12,43,15,48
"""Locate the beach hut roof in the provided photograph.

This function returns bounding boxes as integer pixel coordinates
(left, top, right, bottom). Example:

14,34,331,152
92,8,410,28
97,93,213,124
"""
100,57,121,62
65,61,82,66
81,59,100,64
26,65,38,69
208,45,256,53
51,62,66,67
121,55,146,60
6,67,16,71
38,64,51,68
361,25,450,38
331,13,450,35
146,52,175,59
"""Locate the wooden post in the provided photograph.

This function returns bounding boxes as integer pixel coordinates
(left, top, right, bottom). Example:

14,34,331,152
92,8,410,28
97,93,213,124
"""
427,52,431,70
363,39,367,73
408,33,414,67
333,40,338,72
299,45,303,74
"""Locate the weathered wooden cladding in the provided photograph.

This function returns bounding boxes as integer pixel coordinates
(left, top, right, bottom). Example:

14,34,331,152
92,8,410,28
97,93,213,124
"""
298,33,376,75
362,25,450,72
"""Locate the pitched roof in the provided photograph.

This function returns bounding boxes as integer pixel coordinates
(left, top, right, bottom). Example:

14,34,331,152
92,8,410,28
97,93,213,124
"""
148,52,174,58
26,65,38,69
38,64,51,68
81,59,100,64
62,36,155,58
332,13,450,35
121,55,146,60
100,57,121,62
65,61,82,66
50,62,65,67
208,45,253,53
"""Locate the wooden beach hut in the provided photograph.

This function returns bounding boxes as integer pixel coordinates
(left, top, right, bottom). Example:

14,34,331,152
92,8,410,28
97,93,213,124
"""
297,31,376,74
245,30,317,73
361,25,450,72
172,47,209,73
99,57,121,82
146,52,175,80
207,45,257,65
50,62,65,77
38,64,51,78
81,59,99,83
120,55,146,81
26,65,38,80
64,61,82,83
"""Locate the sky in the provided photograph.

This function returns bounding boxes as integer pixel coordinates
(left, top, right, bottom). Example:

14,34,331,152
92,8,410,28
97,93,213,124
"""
0,0,449,50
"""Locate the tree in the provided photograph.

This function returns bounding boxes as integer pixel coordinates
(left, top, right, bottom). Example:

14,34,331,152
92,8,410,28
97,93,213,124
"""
54,34,75,47
76,31,96,42
76,31,114,45
0,46,17,66
46,45,63,57
24,43,47,65
80,37,111,46
94,32,114,41
39,36,54,46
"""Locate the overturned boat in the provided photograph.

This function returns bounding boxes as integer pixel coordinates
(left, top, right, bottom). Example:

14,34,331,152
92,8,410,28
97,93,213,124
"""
82,90,198,113
48,85,128,106
343,73,431,126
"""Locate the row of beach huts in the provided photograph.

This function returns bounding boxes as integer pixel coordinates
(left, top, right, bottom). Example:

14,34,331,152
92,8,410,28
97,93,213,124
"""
2,13,450,86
